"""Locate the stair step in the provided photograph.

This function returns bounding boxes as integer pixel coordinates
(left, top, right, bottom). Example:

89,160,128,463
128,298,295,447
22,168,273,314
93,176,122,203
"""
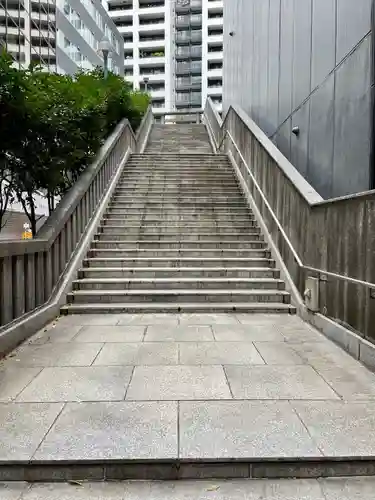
88,249,270,258
96,230,262,239
84,257,275,268
73,277,284,291
67,289,291,304
60,133,294,315
78,267,280,279
62,302,295,314
93,240,265,249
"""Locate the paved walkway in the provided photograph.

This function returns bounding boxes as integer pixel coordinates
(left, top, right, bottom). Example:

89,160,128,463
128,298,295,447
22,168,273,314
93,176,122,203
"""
1,313,375,465
2,477,375,500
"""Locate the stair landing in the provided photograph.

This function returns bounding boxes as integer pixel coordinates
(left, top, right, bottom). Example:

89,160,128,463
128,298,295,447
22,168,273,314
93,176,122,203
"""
1,313,375,481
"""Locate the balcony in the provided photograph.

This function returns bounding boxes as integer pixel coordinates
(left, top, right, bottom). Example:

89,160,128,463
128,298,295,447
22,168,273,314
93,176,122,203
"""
207,47,223,61
176,30,202,45
176,61,202,75
175,45,202,60
175,0,202,13
176,92,202,107
175,76,202,91
190,14,202,26
207,16,223,28
207,85,222,96
139,39,165,50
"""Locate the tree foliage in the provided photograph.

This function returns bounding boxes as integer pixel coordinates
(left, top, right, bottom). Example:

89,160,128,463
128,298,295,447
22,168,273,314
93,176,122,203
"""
0,52,149,234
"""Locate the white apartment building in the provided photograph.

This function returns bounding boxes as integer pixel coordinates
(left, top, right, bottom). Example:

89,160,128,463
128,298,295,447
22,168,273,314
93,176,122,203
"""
0,0,123,76
107,0,223,113
56,0,124,75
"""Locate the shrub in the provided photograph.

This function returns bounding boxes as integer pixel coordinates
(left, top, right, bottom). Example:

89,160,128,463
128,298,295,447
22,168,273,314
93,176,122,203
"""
0,52,150,234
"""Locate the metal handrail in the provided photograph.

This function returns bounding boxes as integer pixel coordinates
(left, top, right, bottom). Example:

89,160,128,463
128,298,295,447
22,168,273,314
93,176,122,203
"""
207,105,375,291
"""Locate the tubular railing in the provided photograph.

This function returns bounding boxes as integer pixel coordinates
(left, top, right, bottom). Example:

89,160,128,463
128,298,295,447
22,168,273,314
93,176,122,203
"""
0,105,153,332
204,97,375,342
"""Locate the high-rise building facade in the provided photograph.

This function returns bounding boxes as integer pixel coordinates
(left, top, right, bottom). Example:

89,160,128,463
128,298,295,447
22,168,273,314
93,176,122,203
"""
0,0,57,71
107,0,223,113
56,0,124,75
0,0,124,76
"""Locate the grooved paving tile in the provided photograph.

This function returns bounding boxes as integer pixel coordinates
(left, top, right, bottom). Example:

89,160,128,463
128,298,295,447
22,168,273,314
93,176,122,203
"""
93,343,178,366
179,342,265,365
321,477,375,499
34,401,178,461
264,479,326,499
0,367,42,402
254,342,305,365
212,325,285,342
179,401,322,459
117,314,179,326
73,326,145,343
16,366,133,402
235,314,306,327
144,325,214,342
4,343,103,367
292,401,375,456
0,482,28,500
9,479,375,500
56,315,122,326
126,366,231,400
0,402,64,461
179,314,240,325
225,365,340,400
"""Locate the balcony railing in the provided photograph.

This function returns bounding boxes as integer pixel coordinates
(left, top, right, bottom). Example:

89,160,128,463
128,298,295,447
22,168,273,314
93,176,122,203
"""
175,46,202,60
176,92,202,106
176,30,202,44
176,61,202,75
176,0,202,13
175,76,202,91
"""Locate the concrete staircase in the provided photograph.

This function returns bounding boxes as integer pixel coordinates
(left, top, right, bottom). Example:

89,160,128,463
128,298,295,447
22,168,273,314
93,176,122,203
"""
63,125,295,314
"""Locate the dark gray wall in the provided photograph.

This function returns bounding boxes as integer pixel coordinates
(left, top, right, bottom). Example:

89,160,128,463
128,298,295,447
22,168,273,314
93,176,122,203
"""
223,0,373,199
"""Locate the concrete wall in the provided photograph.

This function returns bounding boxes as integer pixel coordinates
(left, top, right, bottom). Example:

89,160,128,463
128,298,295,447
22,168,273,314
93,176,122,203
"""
223,0,374,199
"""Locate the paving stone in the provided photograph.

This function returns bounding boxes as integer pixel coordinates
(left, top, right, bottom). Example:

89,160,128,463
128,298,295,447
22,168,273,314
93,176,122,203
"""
321,477,375,500
126,366,231,400
254,342,305,365
291,341,364,368
179,401,321,459
179,342,265,365
179,314,240,325
5,343,103,367
21,480,264,500
212,325,285,342
277,326,326,343
235,314,306,327
225,365,340,400
34,401,177,460
145,325,214,342
118,314,179,326
57,315,121,326
28,325,82,345
265,479,325,499
73,326,145,343
311,363,375,400
94,343,178,366
16,366,133,402
0,403,64,461
0,367,42,402
0,483,28,500
293,401,375,456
